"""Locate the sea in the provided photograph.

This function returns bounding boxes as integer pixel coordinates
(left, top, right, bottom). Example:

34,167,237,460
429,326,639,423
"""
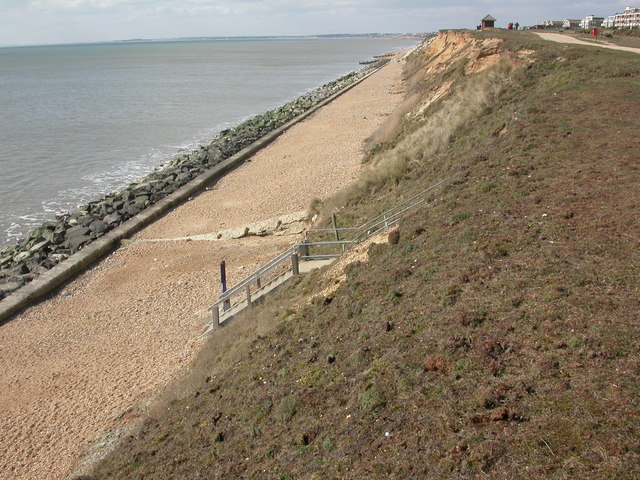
0,37,418,247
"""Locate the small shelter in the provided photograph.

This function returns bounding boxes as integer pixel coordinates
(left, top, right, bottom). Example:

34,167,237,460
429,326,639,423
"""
481,15,496,29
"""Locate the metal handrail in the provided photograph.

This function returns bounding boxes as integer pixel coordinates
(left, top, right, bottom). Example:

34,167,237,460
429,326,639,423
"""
304,227,361,234
215,246,294,306
304,180,445,241
298,240,353,246
209,179,444,317
359,180,444,231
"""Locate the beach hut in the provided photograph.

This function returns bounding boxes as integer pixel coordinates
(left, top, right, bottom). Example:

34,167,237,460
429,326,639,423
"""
481,15,496,29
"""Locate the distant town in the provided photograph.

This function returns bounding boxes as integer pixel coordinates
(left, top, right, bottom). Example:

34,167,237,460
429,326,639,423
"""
529,6,639,31
116,33,428,45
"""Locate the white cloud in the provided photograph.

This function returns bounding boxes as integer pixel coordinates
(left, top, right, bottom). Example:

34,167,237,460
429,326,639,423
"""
0,0,629,46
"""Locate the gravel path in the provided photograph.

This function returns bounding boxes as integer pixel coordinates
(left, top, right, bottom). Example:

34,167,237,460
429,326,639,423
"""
0,55,406,480
535,32,640,54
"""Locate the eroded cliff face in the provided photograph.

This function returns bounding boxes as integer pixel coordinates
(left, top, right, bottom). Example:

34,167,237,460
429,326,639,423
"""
363,31,532,180
405,31,533,120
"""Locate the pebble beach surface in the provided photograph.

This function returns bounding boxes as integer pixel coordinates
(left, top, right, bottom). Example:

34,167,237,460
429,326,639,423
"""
0,54,407,480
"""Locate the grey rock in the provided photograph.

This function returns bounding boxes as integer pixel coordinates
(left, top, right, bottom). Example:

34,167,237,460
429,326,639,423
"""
29,227,44,241
89,220,109,234
124,203,141,216
29,264,50,275
65,234,91,251
49,253,69,264
9,263,30,275
42,228,64,244
0,255,13,267
29,240,50,253
65,226,90,239
79,215,94,227
103,213,121,225
134,183,151,194
175,173,191,184
13,251,31,263
0,281,23,295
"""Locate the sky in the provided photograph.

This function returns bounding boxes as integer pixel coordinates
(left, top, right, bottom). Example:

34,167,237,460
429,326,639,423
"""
0,1,629,47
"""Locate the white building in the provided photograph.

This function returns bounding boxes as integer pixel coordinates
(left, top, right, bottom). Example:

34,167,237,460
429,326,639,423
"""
603,16,616,28
563,19,581,29
612,6,640,28
543,20,564,28
580,15,605,29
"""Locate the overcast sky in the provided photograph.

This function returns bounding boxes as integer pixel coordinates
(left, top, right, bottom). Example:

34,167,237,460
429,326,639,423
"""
0,1,628,47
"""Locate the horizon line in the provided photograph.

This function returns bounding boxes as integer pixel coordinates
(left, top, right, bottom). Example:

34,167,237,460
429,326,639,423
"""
0,32,430,50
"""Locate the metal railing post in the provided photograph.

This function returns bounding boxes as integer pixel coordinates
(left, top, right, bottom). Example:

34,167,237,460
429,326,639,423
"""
245,285,252,307
332,212,345,253
203,180,444,332
211,305,220,330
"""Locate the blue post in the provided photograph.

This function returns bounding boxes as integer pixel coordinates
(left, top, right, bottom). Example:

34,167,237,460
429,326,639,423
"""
220,261,230,312
220,260,227,293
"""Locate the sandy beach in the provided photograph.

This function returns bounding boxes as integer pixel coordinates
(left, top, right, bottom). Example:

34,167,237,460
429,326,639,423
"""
0,54,407,480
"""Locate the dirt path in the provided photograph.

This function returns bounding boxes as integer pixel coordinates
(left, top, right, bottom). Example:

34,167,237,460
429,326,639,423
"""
535,32,640,54
0,55,408,480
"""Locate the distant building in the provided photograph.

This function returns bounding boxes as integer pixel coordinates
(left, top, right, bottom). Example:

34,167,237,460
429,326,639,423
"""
580,15,604,29
603,16,616,28
610,6,640,29
481,15,496,29
543,20,564,29
563,19,582,29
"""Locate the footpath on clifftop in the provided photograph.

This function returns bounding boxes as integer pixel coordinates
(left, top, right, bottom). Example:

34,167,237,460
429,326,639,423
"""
0,53,409,480
535,31,640,54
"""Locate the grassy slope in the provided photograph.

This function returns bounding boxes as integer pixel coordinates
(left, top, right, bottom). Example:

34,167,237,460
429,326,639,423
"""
86,31,639,479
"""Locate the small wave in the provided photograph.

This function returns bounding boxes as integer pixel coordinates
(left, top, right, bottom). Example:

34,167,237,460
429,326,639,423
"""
1,120,240,247
0,213,50,246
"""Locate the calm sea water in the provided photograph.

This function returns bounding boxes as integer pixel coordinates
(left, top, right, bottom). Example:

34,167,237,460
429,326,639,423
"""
0,37,417,246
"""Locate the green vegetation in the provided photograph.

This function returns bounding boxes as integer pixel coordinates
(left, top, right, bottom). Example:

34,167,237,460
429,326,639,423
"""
85,30,639,479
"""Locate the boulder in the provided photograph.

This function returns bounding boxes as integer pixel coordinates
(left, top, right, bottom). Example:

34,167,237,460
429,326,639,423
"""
42,228,65,245
64,234,91,252
9,263,30,275
89,219,109,234
29,240,50,253
134,195,149,205
0,255,13,268
79,215,94,227
65,226,90,239
175,173,191,184
124,203,141,216
0,281,23,295
103,213,121,225
49,253,69,265
13,251,31,263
